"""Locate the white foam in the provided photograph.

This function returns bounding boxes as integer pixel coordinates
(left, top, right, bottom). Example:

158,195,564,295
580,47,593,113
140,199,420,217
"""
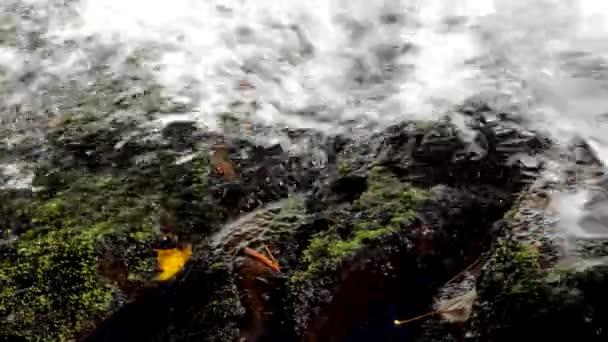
35,0,489,131
549,190,608,240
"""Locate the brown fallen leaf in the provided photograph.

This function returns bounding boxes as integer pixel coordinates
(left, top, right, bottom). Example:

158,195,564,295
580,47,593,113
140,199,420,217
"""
394,311,437,326
394,258,482,326
213,143,237,180
394,289,477,326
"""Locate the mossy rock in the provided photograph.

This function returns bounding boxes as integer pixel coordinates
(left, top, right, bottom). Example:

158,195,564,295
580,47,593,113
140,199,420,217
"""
0,64,187,341
292,167,425,282
146,258,244,342
0,173,161,340
81,195,309,342
287,167,428,336
0,149,218,341
473,233,608,341
0,231,118,342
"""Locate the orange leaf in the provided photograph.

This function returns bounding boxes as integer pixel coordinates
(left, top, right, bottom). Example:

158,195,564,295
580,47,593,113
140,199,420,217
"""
243,247,280,273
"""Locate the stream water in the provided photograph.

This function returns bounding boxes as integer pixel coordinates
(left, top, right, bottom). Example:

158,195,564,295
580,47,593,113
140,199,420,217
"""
2,0,608,244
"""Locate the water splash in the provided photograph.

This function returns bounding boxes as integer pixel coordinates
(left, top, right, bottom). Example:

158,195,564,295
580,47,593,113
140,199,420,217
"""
36,0,489,133
549,189,608,241
28,1,608,159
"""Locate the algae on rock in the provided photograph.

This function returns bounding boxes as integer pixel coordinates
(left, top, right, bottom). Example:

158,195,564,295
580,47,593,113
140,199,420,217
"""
0,140,220,341
293,167,425,282
471,188,608,342
0,172,164,341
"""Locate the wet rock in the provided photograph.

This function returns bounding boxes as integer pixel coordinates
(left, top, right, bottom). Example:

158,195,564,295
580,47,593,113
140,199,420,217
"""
291,167,515,340
201,132,326,216
160,120,200,150
469,236,608,342
235,253,291,342
306,173,368,211
1,103,567,342
328,174,368,203
466,149,608,342
570,136,601,166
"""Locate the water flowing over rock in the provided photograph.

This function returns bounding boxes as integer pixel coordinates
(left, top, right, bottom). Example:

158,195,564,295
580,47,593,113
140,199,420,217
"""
3,1,608,341
5,101,607,342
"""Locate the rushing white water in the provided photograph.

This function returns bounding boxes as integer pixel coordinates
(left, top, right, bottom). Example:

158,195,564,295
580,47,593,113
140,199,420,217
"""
2,0,608,245
32,0,608,155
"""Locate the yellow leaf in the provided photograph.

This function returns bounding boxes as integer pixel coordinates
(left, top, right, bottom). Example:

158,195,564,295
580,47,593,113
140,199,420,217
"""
154,245,192,282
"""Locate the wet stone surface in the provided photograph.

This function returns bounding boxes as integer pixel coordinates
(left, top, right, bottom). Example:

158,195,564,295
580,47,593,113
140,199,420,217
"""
1,105,607,342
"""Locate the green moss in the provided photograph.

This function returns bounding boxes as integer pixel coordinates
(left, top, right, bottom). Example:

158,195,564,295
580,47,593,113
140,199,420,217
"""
0,172,167,341
479,237,547,321
337,156,354,176
294,225,395,282
0,53,217,339
269,195,306,231
508,243,542,297
474,234,608,339
502,190,529,223
160,154,222,239
353,166,424,224
545,264,573,286
292,168,425,282
0,231,118,341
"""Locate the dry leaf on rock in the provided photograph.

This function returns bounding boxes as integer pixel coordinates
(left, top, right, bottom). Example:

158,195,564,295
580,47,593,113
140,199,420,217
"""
436,288,477,323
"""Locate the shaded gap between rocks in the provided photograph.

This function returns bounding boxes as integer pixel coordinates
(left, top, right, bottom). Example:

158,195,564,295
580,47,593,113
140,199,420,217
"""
302,191,512,342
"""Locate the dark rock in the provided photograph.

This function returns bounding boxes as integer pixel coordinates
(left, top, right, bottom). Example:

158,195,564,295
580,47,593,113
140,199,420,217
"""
470,238,608,342
160,120,199,150
570,137,601,165
328,174,368,203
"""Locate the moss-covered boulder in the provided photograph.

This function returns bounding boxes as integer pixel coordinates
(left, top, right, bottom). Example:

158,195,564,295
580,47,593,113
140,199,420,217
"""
0,173,161,341
470,191,608,342
459,133,608,342
290,169,514,340
292,167,424,283
0,115,222,341
1,99,559,342
80,194,312,342
73,110,528,340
